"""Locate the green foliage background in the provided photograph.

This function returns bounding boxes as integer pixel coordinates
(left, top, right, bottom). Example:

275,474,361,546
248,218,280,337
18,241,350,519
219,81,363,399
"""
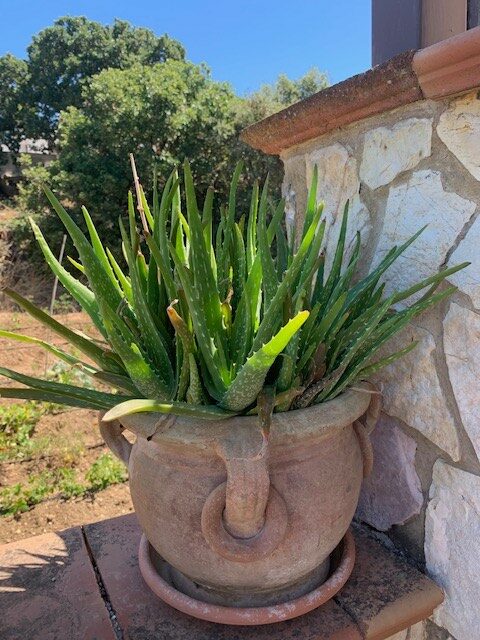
0,16,328,272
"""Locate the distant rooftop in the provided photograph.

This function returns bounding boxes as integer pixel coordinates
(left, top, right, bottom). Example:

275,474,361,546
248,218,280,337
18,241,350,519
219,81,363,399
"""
1,139,50,154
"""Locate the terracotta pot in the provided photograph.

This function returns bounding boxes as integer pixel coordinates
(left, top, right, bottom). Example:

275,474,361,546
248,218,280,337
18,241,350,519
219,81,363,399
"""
100,382,379,614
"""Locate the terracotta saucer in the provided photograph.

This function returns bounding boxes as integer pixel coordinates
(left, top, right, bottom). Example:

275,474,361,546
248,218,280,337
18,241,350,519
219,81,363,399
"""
138,529,355,626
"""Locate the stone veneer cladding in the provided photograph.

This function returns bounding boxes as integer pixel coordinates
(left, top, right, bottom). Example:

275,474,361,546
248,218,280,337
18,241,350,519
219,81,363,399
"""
279,91,480,640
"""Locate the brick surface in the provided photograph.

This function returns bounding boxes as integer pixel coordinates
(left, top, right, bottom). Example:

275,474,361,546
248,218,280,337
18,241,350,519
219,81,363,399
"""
0,526,115,640
335,527,444,640
0,513,443,640
84,513,362,640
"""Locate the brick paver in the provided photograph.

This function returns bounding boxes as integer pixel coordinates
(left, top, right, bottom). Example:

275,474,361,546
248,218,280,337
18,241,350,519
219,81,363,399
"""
0,526,115,640
0,513,444,639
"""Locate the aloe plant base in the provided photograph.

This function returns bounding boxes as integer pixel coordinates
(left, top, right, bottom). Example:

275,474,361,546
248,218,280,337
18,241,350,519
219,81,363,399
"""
100,384,379,624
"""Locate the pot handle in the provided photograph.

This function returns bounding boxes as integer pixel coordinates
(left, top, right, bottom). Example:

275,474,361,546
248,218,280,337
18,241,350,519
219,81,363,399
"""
354,420,374,478
98,412,132,467
218,431,270,539
222,446,270,539
354,385,381,478
201,425,288,561
361,385,381,434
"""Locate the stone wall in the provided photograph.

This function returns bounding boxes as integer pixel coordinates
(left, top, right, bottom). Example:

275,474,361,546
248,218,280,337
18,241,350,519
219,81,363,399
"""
281,90,480,640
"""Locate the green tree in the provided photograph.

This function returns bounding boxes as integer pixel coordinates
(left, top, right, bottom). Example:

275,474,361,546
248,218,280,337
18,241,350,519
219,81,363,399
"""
15,60,238,262
0,54,29,156
5,16,185,145
240,68,328,122
7,14,328,275
230,67,328,200
14,63,328,267
55,61,236,223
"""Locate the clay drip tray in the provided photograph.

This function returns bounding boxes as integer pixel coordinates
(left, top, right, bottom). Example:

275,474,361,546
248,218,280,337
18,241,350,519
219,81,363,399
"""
138,529,356,626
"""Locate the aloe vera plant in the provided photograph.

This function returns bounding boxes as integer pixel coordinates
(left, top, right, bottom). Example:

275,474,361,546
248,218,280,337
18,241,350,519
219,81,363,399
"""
0,159,468,423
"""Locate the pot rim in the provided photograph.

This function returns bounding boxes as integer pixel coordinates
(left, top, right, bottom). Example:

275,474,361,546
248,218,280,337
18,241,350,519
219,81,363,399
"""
119,381,375,449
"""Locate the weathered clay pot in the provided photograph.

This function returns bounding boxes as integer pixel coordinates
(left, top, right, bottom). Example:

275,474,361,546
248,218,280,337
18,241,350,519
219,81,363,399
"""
100,382,379,621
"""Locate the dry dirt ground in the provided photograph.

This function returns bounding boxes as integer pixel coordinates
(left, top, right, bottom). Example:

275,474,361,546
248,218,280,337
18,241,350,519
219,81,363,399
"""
0,311,134,544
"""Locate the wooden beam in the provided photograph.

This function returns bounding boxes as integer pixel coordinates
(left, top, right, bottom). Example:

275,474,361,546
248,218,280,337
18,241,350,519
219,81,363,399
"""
372,0,422,66
422,0,467,48
468,0,480,28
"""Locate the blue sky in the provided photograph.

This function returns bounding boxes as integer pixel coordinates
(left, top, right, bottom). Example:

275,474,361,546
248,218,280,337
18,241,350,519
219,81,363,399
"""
0,0,371,95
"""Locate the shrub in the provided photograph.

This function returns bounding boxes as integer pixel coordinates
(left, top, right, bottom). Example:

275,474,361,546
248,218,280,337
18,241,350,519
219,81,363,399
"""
85,453,128,491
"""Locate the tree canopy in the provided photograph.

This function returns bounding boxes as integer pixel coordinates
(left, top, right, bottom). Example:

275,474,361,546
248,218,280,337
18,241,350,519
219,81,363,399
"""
0,54,29,154
0,16,185,146
52,61,238,227
2,16,328,271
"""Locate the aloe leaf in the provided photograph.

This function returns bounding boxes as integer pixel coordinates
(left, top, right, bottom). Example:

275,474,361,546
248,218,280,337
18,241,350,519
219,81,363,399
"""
169,169,181,237
293,214,326,304
246,181,259,272
202,186,215,257
103,398,235,422
277,353,294,392
301,164,318,240
315,296,394,403
0,329,96,371
67,255,85,274
252,207,322,353
359,286,457,362
316,201,349,310
30,218,107,338
43,186,124,314
391,261,470,305
297,292,347,372
277,291,308,392
82,206,123,296
311,251,325,305
345,226,427,309
0,366,131,407
240,204,282,338
92,371,141,395
106,247,133,304
175,348,189,401
183,164,227,360
231,223,246,313
0,387,110,410
325,291,444,399
229,295,253,373
119,218,174,390
144,234,176,302
153,169,173,240
220,311,309,412
218,160,243,298
276,222,289,281
322,339,420,403
146,252,160,318
3,288,123,374
215,215,225,267
169,242,228,396
324,231,361,312
354,342,419,380
186,353,204,404
257,177,278,307
230,209,283,367
0,330,136,396
153,172,174,276
103,302,171,399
